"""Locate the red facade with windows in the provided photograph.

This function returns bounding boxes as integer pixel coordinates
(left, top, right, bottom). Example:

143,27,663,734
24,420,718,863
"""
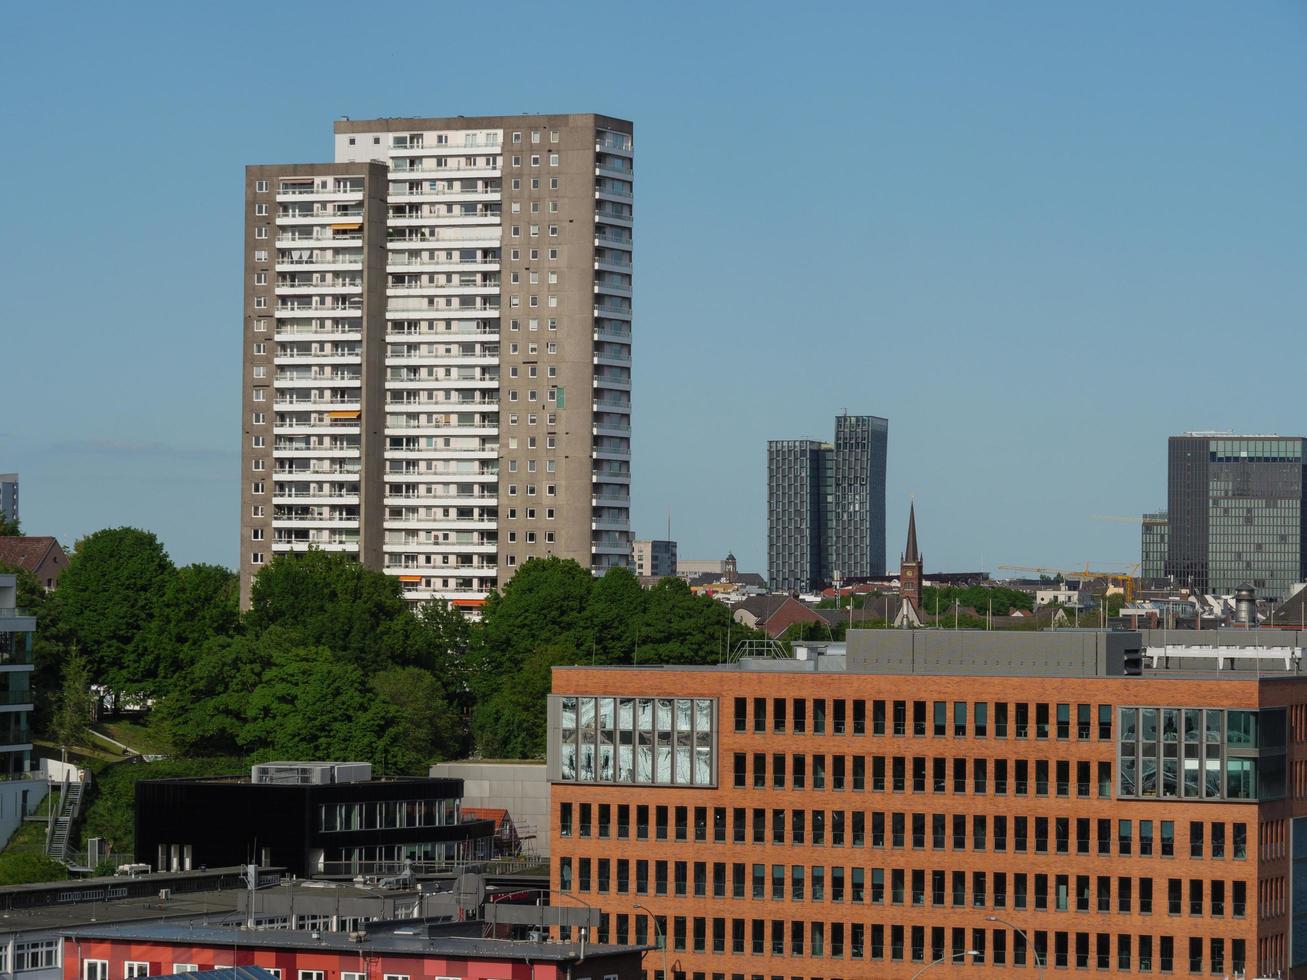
62,938,642,980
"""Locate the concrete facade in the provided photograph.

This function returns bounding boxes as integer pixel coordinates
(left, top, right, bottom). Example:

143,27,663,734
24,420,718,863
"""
430,760,550,856
241,115,634,608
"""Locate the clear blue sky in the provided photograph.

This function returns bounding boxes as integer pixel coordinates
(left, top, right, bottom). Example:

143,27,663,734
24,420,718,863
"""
3,2,1304,575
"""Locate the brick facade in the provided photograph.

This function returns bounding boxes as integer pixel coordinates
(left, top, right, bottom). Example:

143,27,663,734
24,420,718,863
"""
551,664,1307,979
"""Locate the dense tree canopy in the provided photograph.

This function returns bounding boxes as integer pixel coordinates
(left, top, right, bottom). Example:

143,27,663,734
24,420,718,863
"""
30,543,763,780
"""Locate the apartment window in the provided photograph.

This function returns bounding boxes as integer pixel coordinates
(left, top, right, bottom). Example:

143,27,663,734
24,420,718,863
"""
251,435,265,448
255,227,267,239
549,224,559,236
172,967,197,975
254,203,268,216
250,506,263,518
251,459,265,471
124,964,150,978
252,365,266,378
511,225,521,237
254,249,268,262
512,155,522,166
550,153,560,165
254,319,267,332
255,179,268,192
251,482,264,494
254,296,267,309
83,962,108,980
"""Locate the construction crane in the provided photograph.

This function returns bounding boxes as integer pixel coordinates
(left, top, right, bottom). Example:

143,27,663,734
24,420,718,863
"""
1090,514,1166,525
997,563,1142,603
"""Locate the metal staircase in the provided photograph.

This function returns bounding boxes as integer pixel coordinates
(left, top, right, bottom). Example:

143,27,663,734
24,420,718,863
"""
45,775,83,864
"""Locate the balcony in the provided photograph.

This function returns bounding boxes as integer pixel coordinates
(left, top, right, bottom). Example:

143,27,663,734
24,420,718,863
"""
594,304,632,320
595,134,633,155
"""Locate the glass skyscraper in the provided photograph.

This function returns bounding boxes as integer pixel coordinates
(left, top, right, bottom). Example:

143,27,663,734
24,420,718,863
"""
1166,434,1307,600
768,414,888,592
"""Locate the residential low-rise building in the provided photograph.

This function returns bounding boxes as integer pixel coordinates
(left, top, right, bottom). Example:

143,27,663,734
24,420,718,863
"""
0,537,67,591
0,574,34,776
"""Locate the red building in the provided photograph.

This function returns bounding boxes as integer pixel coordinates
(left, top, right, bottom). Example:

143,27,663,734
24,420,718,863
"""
62,923,645,980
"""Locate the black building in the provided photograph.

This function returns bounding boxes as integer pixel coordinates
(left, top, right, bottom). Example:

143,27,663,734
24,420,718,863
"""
767,414,888,593
135,762,494,877
1167,434,1307,600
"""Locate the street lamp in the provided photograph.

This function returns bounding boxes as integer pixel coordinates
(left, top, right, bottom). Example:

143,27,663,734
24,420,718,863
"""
910,949,979,979
985,915,1044,978
632,903,669,980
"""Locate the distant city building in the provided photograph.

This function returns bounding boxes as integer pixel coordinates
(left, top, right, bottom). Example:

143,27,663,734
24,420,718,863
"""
0,574,33,775
1140,511,1168,583
767,415,887,592
0,536,67,590
1167,433,1307,600
135,762,493,876
632,538,677,578
677,554,737,581
0,473,16,527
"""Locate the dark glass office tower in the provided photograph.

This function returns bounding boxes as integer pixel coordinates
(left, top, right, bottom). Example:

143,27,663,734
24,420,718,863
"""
831,414,889,581
1166,434,1307,599
1140,511,1168,584
767,440,830,593
767,414,888,592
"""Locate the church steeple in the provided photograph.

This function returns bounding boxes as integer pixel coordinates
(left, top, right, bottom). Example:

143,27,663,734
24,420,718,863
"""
895,501,924,627
903,501,920,564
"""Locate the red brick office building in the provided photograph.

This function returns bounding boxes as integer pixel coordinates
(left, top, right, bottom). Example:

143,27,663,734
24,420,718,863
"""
549,629,1307,979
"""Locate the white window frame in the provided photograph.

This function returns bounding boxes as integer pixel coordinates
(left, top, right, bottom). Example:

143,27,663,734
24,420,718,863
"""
124,963,150,979
83,961,108,980
172,966,197,974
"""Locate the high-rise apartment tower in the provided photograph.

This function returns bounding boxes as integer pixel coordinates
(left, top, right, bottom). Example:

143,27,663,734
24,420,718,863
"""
241,114,634,608
1166,434,1307,600
767,415,887,593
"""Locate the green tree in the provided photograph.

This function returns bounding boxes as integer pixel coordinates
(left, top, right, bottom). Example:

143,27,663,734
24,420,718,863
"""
0,513,19,536
247,550,425,674
52,649,94,758
138,563,240,690
240,645,406,767
372,666,464,767
632,577,748,665
473,643,576,759
154,634,269,756
49,528,174,701
586,566,645,663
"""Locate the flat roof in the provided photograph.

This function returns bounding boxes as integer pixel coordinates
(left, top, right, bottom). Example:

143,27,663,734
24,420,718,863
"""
555,629,1307,681
0,889,240,935
62,922,650,963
